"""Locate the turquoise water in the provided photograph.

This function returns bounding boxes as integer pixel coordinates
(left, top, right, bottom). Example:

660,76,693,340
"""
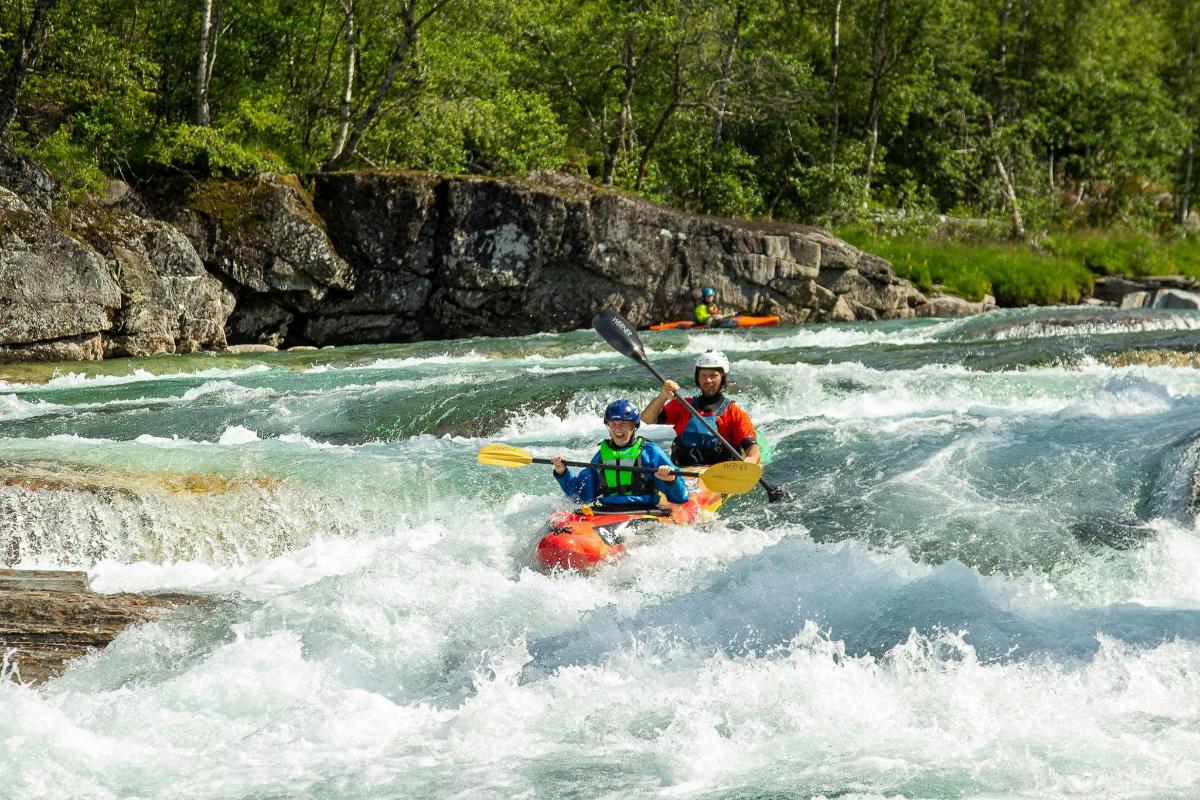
3,307,1200,798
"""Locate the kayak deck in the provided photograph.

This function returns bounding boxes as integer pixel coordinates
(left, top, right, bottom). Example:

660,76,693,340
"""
535,486,724,571
648,315,781,331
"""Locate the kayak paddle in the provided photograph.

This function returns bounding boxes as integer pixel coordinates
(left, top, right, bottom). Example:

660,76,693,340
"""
591,308,792,503
477,444,763,495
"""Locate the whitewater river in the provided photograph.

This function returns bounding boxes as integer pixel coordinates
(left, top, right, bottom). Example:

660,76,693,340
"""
4,307,1200,798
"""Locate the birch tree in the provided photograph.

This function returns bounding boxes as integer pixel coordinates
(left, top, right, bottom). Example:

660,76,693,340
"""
0,0,61,139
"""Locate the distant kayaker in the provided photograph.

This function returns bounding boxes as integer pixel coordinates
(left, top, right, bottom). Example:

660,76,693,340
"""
640,349,762,467
694,287,727,327
551,399,689,509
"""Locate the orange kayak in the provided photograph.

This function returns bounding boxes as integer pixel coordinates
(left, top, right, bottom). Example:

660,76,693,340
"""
535,486,725,571
649,315,781,331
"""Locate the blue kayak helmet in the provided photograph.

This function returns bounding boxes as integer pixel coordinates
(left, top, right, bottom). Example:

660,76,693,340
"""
701,286,715,298
603,399,641,428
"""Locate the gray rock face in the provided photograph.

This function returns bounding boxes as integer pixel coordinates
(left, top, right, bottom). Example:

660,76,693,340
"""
310,171,934,340
74,208,234,357
915,293,997,318
0,170,234,362
1152,288,1200,310
162,174,353,345
0,147,56,213
0,188,121,360
1095,275,1200,307
0,160,990,363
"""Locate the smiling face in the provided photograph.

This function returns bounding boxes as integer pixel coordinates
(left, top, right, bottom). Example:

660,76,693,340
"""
605,419,637,446
696,368,724,396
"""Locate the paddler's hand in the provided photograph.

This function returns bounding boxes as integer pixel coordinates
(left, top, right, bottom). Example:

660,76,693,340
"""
551,456,567,476
659,379,680,398
654,465,676,481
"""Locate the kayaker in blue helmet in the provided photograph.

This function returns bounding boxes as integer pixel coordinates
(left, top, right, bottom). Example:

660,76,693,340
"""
551,399,689,509
694,286,727,327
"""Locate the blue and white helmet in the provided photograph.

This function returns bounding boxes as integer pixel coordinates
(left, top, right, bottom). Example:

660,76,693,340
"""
701,286,716,298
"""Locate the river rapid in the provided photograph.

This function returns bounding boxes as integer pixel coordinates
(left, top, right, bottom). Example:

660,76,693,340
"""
3,307,1200,799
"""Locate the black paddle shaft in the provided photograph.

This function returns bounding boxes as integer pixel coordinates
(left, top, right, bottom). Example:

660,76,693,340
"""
532,456,684,478
592,309,791,503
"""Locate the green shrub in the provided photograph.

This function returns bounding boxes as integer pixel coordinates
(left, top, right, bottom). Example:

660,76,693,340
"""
147,122,287,176
22,128,108,202
837,225,1096,305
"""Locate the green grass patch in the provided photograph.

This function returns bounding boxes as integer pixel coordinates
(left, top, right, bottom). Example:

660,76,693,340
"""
1043,231,1200,280
836,225,1200,307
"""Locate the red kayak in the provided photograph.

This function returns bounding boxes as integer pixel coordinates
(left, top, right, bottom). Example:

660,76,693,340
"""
649,315,781,331
535,485,725,571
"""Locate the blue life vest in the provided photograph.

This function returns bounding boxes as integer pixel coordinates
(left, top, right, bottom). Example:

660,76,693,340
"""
671,396,733,466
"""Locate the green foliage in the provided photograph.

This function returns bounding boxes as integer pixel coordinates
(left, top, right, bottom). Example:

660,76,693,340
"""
20,128,108,202
147,122,287,176
0,0,1196,252
1045,231,1200,280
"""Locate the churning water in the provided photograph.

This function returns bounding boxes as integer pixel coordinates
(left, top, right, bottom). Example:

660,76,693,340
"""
3,307,1200,798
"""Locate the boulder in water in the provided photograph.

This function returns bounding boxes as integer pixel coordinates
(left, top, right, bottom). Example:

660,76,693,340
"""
0,569,203,685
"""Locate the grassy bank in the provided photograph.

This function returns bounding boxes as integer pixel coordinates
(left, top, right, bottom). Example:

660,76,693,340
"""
836,226,1200,307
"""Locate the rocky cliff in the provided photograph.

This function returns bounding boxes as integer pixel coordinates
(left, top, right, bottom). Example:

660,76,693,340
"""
0,150,992,363
307,171,936,342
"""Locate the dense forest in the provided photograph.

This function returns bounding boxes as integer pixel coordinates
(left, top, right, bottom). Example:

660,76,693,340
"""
1,0,1198,242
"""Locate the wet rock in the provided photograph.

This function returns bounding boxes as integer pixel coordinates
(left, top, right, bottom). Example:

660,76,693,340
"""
0,570,200,685
1095,275,1200,305
225,343,278,354
1119,291,1151,309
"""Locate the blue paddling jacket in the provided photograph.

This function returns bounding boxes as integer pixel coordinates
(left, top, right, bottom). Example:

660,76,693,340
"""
555,436,689,508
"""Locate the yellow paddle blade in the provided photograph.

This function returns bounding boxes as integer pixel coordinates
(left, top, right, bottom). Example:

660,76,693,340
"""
477,444,535,467
697,461,763,495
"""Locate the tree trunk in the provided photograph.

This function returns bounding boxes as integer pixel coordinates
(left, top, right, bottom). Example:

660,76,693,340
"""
1177,38,1197,226
0,0,61,140
196,0,214,125
863,0,887,200
603,36,638,186
993,0,1012,125
712,1,745,149
1178,137,1195,226
994,153,1025,238
321,0,452,172
638,49,686,190
326,0,357,166
829,0,841,168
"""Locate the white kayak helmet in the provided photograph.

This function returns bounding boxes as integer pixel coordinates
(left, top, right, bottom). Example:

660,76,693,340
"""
694,349,730,388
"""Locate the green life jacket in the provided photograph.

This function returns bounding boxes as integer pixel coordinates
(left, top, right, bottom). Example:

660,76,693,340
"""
598,436,655,497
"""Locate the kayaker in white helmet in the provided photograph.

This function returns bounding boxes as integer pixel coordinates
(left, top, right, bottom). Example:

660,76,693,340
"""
640,349,762,468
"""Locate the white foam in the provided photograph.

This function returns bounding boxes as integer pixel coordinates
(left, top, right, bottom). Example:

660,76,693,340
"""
0,393,69,421
992,313,1200,340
